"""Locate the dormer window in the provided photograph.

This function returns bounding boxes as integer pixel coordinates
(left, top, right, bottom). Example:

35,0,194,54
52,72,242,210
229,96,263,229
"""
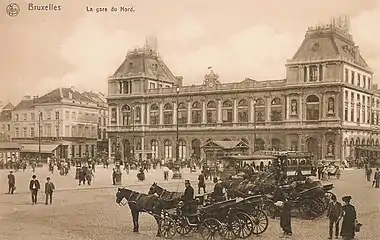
152,63,158,70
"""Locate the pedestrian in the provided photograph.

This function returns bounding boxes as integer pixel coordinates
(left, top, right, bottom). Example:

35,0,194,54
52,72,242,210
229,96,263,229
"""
112,168,116,185
327,195,342,239
278,200,292,237
7,171,16,194
198,171,206,194
182,180,194,214
212,177,225,202
373,168,380,188
340,196,357,240
29,175,40,205
44,177,55,205
162,165,169,181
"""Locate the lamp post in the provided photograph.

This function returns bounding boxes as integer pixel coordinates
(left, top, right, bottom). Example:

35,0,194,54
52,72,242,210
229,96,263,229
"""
172,86,182,179
38,112,42,162
132,106,135,161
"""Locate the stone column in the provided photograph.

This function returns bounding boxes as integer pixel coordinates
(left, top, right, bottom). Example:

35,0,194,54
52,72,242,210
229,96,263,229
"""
299,95,303,121
141,135,146,161
146,104,150,126
202,101,206,124
321,93,325,119
173,102,177,125
321,134,326,160
120,81,123,94
217,99,222,123
116,105,120,126
249,98,254,123
266,96,271,122
306,66,310,82
140,104,145,125
187,101,191,124
316,64,320,81
108,137,112,160
233,99,238,123
159,102,163,125
297,133,303,151
322,64,327,81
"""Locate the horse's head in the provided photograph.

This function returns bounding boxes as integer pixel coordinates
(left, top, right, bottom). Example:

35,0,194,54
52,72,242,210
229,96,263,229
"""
148,182,158,195
116,188,132,206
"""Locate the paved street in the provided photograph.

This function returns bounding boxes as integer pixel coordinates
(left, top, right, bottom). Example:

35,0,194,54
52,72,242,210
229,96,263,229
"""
0,166,379,240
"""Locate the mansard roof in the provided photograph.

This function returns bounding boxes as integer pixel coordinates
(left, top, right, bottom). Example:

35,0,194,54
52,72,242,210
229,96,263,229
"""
13,100,35,111
291,24,369,69
110,47,178,84
36,88,93,104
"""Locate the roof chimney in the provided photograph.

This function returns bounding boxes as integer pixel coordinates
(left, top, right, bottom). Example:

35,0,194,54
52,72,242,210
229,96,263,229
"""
70,86,75,92
23,95,31,100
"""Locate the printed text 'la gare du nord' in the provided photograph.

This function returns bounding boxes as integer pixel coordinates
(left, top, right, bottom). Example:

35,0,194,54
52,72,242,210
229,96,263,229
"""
86,6,135,13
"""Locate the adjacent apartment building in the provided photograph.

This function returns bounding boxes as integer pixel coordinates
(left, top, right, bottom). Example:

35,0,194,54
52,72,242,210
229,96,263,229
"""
11,88,103,160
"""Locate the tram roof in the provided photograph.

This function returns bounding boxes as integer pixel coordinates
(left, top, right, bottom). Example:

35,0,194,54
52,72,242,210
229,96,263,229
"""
255,150,312,158
219,154,277,161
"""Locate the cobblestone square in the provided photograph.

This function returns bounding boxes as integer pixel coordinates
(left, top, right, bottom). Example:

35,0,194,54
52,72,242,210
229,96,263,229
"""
0,166,379,240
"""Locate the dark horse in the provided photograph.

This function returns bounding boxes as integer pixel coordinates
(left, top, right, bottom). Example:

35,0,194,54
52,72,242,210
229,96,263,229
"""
116,188,164,236
148,182,183,208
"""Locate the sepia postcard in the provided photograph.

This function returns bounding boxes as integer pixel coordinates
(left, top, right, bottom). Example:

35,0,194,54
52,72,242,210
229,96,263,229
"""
1,0,379,239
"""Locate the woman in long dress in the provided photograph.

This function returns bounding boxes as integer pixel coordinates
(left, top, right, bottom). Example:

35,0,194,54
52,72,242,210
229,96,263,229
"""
340,196,357,240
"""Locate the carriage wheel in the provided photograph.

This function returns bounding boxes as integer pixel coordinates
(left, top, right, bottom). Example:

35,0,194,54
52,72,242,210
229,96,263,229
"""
176,217,191,237
234,212,254,239
219,214,241,240
250,209,269,235
159,217,176,239
199,218,223,240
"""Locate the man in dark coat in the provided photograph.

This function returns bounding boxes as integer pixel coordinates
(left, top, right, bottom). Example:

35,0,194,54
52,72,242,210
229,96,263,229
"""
374,168,380,188
280,200,292,237
7,171,16,194
29,175,40,205
212,177,225,202
44,177,55,205
198,171,206,194
327,195,342,239
340,196,356,240
183,180,194,214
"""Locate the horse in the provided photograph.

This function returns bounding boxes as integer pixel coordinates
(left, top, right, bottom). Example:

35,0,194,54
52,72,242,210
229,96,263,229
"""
148,182,183,209
115,188,164,236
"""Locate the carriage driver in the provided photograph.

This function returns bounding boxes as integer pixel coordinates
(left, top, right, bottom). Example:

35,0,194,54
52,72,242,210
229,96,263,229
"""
182,180,195,214
213,177,226,202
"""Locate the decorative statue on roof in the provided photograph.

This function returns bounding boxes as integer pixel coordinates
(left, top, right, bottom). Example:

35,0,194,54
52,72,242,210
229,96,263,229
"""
204,66,221,88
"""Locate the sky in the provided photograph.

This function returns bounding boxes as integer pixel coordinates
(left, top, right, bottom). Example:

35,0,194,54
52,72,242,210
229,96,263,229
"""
1,0,380,105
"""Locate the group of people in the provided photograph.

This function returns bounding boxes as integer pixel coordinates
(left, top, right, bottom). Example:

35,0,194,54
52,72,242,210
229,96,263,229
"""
7,171,56,205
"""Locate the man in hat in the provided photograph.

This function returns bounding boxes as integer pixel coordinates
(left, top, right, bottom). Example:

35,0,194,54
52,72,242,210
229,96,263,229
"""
198,171,206,194
212,177,225,202
44,177,55,205
340,196,357,240
7,171,16,194
374,168,380,188
29,175,40,205
183,180,194,214
327,194,342,239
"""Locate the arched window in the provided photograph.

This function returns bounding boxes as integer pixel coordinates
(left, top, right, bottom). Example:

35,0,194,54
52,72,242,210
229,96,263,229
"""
206,101,217,123
191,102,202,124
306,95,320,120
237,99,249,122
361,139,366,146
179,139,187,159
164,140,173,159
255,138,265,151
254,98,265,122
178,103,187,125
163,103,173,125
151,140,159,159
121,105,131,125
134,106,141,124
222,100,233,123
271,98,282,122
150,104,159,126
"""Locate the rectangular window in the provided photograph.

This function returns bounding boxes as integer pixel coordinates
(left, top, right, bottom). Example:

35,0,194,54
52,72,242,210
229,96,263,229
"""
345,91,348,101
344,107,348,121
65,111,70,120
23,127,27,137
55,111,60,120
345,69,349,82
15,127,19,137
72,112,76,121
31,113,35,121
363,76,366,88
150,83,155,89
357,73,361,86
351,92,354,102
351,71,355,84
31,127,35,138
309,66,318,82
368,78,371,89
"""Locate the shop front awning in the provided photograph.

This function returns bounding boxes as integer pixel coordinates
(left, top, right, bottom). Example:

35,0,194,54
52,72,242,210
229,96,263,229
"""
21,144,60,153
